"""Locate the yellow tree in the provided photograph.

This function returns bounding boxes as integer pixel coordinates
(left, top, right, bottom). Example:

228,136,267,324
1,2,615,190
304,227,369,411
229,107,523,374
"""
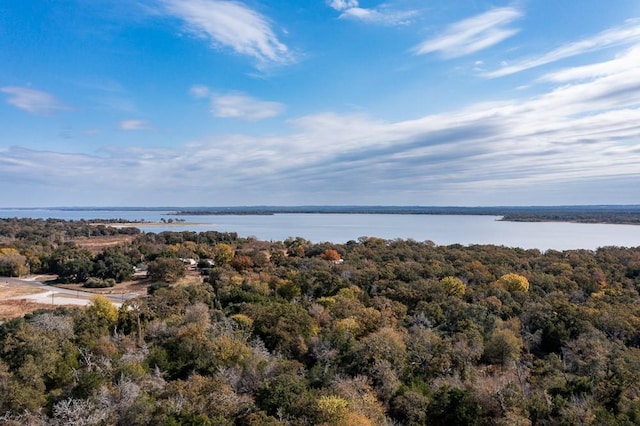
497,273,530,292
440,276,466,297
0,247,28,277
88,295,119,325
214,243,235,266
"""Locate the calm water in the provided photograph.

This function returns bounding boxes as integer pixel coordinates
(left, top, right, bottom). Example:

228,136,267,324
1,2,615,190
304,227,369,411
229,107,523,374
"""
2,209,640,250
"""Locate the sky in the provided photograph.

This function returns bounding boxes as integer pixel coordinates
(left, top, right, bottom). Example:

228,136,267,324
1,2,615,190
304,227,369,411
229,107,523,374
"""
1,0,640,207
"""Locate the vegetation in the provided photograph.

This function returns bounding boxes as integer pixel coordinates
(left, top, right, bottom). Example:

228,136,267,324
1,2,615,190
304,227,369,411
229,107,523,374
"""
1,218,640,424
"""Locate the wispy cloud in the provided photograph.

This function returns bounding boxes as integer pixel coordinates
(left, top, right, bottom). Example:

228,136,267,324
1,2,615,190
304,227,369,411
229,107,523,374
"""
485,19,640,78
210,92,284,120
539,45,640,83
413,7,522,58
119,119,151,130
189,84,211,99
0,86,69,115
328,0,418,26
160,0,293,68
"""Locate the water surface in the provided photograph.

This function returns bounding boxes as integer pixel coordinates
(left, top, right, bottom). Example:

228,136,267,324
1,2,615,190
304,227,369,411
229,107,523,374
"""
2,209,639,250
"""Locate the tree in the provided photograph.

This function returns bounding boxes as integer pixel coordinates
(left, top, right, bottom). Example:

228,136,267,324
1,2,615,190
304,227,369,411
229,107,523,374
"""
86,295,119,330
320,249,341,262
352,327,407,375
0,248,28,277
256,373,310,417
231,255,254,271
49,243,94,283
427,386,482,426
316,395,349,425
483,327,522,366
497,273,530,292
245,302,316,358
93,248,134,283
441,276,466,297
391,390,430,425
147,257,185,283
214,243,234,266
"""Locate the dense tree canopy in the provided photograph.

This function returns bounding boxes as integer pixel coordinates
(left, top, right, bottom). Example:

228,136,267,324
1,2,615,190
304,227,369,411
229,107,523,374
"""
1,219,640,424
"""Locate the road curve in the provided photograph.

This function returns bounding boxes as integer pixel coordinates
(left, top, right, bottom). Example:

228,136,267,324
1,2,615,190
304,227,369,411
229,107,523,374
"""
1,276,142,306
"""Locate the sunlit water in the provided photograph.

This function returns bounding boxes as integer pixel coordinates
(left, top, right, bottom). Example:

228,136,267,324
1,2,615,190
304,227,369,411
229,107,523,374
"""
2,209,640,250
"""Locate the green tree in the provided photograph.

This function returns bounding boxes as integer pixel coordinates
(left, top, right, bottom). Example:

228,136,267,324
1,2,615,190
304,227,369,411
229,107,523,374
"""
147,257,185,283
483,327,523,366
49,243,94,283
93,248,134,282
427,386,482,426
256,373,310,417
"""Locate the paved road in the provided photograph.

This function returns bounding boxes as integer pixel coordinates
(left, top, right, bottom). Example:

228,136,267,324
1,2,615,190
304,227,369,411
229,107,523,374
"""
1,276,142,305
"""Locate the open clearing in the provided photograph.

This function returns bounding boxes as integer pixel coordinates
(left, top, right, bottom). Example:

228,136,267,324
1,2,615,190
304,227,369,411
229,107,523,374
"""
0,283,54,320
72,234,137,254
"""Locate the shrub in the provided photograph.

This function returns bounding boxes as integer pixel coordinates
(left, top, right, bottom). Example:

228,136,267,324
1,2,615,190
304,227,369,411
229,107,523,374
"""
83,277,116,288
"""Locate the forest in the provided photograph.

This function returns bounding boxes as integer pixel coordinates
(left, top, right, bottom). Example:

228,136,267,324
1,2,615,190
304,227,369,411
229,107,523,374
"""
1,218,640,425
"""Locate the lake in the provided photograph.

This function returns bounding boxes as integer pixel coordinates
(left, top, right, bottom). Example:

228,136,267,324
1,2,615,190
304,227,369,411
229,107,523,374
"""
1,208,640,251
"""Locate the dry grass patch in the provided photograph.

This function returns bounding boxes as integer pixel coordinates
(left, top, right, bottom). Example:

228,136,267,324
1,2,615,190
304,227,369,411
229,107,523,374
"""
71,235,137,254
0,299,58,321
0,284,46,298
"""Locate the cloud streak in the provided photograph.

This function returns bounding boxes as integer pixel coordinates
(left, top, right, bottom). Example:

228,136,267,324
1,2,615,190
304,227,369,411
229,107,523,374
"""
210,93,284,120
485,18,640,77
0,86,69,115
160,0,293,68
119,119,152,130
413,7,522,58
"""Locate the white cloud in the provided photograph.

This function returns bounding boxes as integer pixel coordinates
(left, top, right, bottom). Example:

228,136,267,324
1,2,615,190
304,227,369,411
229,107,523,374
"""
119,119,151,130
540,46,640,83
413,7,522,58
485,19,640,78
160,0,293,68
338,7,418,26
328,0,359,11
0,86,69,115
328,1,418,26
189,84,211,98
210,92,284,120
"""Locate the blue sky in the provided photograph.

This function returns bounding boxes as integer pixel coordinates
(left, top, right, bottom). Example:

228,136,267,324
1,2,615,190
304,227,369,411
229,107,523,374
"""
1,0,640,207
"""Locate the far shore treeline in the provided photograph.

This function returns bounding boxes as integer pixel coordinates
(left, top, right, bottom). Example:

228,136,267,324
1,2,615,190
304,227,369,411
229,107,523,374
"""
169,205,640,225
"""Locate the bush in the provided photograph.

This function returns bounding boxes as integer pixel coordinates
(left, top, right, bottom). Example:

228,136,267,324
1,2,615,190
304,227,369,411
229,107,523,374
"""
147,281,171,295
83,277,116,288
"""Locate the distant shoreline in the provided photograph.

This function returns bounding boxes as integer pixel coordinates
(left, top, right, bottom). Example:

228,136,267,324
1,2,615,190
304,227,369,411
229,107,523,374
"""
96,221,208,228
5,205,640,226
162,206,640,226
